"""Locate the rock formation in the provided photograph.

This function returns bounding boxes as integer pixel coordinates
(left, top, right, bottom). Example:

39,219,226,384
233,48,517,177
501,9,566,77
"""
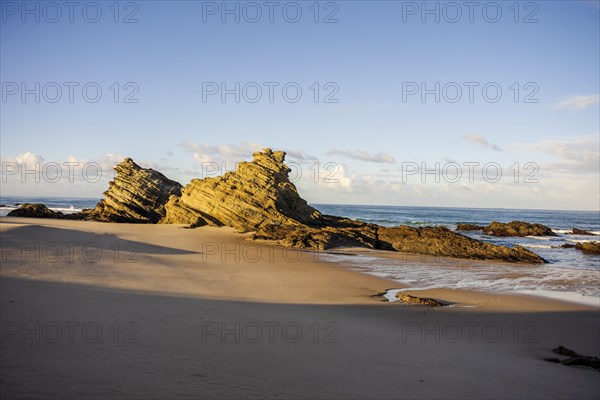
160,149,322,230
456,221,555,237
574,242,600,255
7,203,64,219
87,158,182,223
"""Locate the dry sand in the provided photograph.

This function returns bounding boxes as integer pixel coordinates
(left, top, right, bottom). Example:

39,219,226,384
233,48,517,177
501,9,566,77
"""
1,217,598,399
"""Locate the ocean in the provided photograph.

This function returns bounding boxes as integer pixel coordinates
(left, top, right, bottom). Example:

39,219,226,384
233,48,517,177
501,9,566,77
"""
1,197,599,306
313,204,600,307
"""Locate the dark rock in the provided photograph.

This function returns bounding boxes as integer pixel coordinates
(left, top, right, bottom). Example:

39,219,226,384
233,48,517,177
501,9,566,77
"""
575,242,600,255
396,293,446,307
482,221,556,237
545,346,600,370
88,158,182,223
553,346,580,357
7,203,64,219
557,244,576,249
377,226,546,263
456,223,484,231
570,228,598,236
253,215,378,250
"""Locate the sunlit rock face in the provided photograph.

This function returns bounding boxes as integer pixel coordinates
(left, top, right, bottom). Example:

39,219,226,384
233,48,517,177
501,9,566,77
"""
160,149,322,230
88,158,182,223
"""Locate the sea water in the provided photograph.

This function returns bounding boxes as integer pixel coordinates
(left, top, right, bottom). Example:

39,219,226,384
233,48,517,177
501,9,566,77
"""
313,204,600,307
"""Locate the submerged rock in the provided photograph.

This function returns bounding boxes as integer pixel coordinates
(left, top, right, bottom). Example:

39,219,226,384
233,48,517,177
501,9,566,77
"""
7,203,64,219
88,158,182,223
482,221,556,237
570,228,598,236
575,242,600,255
161,149,322,230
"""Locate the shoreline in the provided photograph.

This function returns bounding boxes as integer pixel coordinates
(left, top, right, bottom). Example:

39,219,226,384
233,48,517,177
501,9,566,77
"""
1,216,597,311
2,217,599,399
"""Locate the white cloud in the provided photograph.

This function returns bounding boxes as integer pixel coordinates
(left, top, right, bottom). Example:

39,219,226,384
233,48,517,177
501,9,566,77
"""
554,94,599,111
326,149,396,164
518,135,599,174
464,134,502,151
182,142,263,165
8,152,45,167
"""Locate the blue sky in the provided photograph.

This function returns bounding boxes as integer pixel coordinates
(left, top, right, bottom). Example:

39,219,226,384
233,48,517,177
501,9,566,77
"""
1,0,599,210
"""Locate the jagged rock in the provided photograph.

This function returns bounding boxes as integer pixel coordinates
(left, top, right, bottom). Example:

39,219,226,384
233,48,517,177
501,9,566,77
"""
482,221,556,237
377,226,546,263
161,149,322,230
88,158,182,223
456,223,484,231
575,242,600,255
570,228,598,236
7,203,64,219
396,294,446,307
544,346,600,370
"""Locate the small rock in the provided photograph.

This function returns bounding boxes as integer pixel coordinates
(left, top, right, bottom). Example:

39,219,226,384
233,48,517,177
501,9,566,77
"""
396,293,446,307
570,228,598,236
7,203,64,219
557,244,575,249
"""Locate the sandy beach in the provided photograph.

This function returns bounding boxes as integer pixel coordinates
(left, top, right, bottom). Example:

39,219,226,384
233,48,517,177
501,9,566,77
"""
0,217,598,399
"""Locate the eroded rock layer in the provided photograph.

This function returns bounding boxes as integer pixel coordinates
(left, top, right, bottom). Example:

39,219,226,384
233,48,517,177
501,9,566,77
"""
161,149,322,230
88,158,182,223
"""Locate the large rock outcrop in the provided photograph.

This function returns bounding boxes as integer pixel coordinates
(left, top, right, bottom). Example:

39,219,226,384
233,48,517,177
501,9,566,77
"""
160,149,322,230
377,226,545,263
87,158,182,223
253,219,545,263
